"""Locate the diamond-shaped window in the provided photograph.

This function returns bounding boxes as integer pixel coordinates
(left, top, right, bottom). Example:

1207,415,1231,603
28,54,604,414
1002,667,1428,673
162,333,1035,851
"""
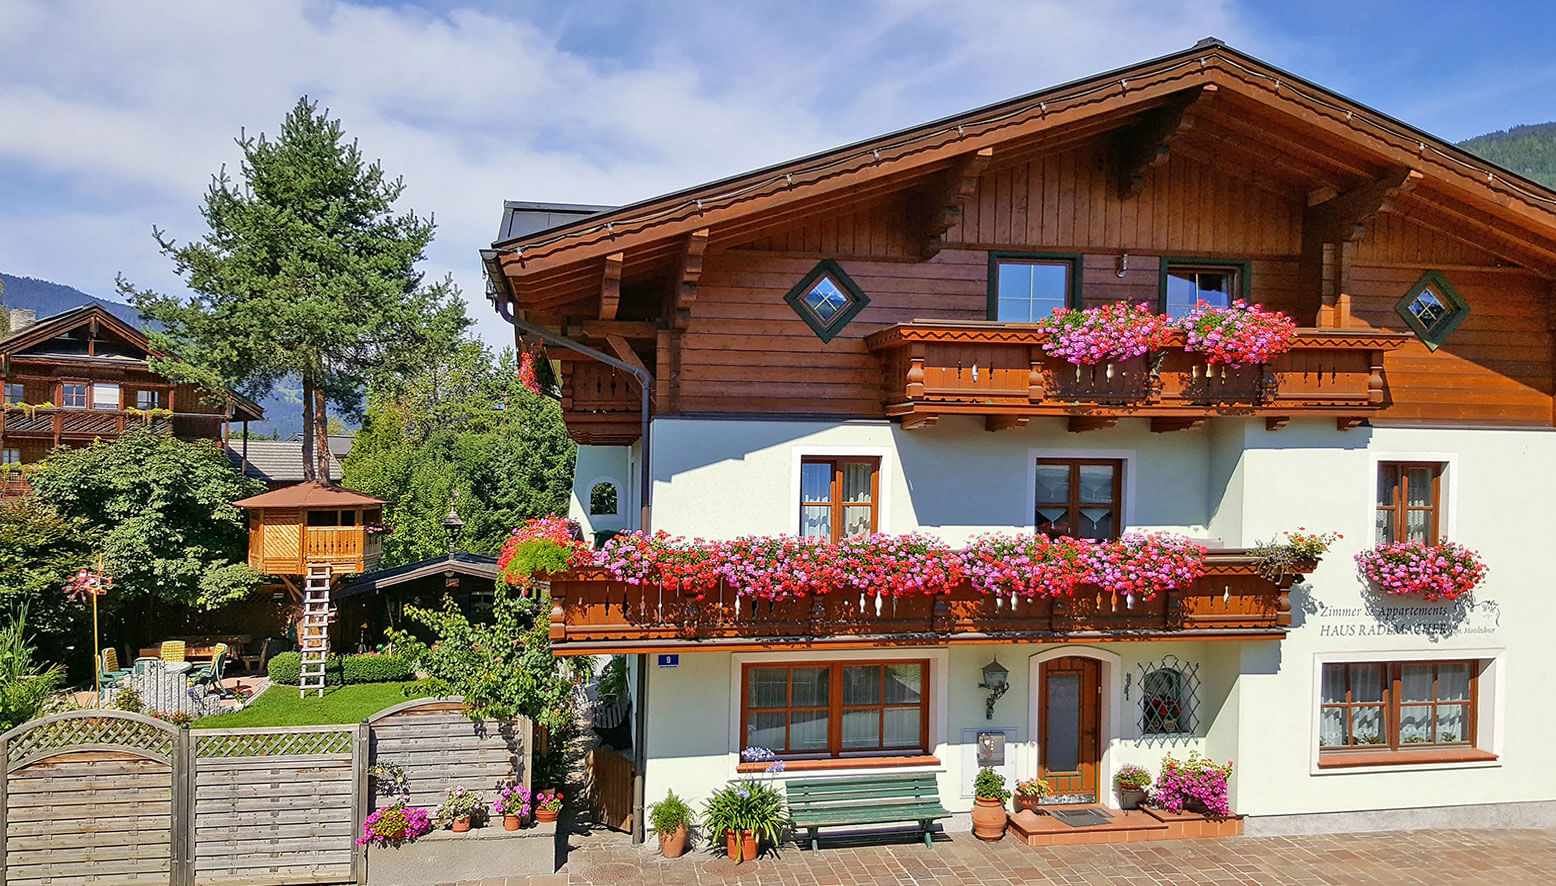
783,260,870,342
1395,270,1469,351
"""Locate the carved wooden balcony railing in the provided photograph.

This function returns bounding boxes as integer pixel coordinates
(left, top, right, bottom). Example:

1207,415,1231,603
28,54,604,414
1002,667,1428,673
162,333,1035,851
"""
0,407,173,439
866,322,1411,431
540,552,1303,654
248,525,383,576
557,356,643,445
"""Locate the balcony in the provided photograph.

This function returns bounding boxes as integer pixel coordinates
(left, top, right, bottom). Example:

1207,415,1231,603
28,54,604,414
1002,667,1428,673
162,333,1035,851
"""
247,525,384,577
0,407,172,439
558,358,642,445
540,551,1302,655
865,322,1411,431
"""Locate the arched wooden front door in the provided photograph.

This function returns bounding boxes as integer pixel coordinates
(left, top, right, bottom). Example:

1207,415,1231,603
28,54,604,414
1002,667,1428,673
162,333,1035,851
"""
1038,656,1101,803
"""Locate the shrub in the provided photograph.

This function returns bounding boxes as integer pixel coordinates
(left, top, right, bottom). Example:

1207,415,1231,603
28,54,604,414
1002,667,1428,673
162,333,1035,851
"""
267,651,414,686
973,767,1010,802
0,607,65,731
700,780,787,860
650,790,694,837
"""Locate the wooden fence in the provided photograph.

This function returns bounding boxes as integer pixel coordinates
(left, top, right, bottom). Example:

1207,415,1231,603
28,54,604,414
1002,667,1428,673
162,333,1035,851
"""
1,698,531,886
584,746,635,834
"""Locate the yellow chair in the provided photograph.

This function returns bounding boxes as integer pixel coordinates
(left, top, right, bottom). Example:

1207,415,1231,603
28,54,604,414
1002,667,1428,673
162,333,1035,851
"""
159,640,186,664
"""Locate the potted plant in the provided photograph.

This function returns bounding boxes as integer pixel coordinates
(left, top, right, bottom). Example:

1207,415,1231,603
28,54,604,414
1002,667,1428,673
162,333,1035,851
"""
433,787,485,833
1113,764,1151,810
533,789,563,823
1153,751,1233,817
650,790,695,858
1012,777,1051,812
356,800,433,847
971,767,1010,841
701,779,788,862
493,782,532,831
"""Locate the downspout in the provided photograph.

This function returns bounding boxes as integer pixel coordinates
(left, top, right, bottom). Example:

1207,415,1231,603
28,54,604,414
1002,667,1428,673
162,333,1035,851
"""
491,292,654,845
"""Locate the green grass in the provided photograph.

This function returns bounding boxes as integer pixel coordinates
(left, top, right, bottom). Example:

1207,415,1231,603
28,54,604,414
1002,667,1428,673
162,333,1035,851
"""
192,681,436,728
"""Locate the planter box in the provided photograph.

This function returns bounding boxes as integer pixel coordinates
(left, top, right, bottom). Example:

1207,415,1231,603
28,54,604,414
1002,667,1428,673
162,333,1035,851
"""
365,820,558,885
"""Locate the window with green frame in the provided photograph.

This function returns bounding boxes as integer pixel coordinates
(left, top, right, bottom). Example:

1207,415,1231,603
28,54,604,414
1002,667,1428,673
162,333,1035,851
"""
987,252,1081,322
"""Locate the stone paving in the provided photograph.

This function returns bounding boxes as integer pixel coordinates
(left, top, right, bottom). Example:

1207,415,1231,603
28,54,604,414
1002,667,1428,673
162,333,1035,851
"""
448,825,1556,885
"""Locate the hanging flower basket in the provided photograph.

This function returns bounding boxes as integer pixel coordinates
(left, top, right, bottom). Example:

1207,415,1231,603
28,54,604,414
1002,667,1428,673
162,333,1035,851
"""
1355,540,1487,601
1178,300,1298,367
1033,302,1172,365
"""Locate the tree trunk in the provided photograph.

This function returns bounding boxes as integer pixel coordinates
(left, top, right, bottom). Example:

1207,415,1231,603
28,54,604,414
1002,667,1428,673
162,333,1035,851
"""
301,374,317,483
313,384,331,482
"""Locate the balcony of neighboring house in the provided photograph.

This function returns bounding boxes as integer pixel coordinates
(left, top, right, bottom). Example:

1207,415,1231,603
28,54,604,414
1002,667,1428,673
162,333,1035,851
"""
866,322,1411,432
539,551,1303,655
0,405,173,440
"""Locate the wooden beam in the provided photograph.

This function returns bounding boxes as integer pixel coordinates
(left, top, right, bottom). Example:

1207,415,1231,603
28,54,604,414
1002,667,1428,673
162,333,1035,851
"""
1116,85,1215,198
569,320,661,341
923,147,993,258
675,229,709,325
984,414,1030,432
1303,166,1422,243
604,334,650,380
599,252,624,321
1149,417,1205,433
1068,416,1117,433
900,413,940,431
1265,417,1291,431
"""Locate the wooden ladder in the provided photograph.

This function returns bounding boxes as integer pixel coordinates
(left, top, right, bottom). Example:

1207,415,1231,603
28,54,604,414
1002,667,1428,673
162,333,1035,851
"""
299,564,333,698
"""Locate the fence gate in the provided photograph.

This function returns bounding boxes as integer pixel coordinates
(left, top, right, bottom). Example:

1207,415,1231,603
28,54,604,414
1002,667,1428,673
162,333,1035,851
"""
585,746,635,833
1,710,186,886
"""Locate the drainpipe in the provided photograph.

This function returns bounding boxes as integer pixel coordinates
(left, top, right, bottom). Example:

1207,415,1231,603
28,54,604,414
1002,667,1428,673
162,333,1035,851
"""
491,294,654,844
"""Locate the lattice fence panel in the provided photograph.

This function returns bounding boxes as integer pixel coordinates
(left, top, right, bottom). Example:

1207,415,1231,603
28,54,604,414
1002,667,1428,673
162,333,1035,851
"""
1133,655,1202,746
195,729,352,758
6,713,175,766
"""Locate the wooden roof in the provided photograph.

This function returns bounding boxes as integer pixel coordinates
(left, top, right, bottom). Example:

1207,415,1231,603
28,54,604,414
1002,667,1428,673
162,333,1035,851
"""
335,553,499,599
1,304,265,421
234,480,388,510
485,39,1556,313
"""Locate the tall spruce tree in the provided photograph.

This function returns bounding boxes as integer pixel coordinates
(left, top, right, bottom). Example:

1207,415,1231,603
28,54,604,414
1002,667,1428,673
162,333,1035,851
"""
122,98,467,479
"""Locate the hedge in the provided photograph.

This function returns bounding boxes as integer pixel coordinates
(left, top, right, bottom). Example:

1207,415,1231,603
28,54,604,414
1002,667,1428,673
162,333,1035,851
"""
266,651,415,686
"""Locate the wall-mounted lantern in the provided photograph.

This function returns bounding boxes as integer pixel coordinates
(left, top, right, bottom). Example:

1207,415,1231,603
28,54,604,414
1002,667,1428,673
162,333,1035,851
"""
979,658,1010,720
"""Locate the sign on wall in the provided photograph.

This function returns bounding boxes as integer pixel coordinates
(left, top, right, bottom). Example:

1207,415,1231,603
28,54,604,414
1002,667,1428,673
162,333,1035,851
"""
960,727,1016,797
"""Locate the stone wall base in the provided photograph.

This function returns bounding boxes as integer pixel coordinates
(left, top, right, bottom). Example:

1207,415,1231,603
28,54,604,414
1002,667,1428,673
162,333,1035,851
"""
366,821,559,885
1245,800,1556,837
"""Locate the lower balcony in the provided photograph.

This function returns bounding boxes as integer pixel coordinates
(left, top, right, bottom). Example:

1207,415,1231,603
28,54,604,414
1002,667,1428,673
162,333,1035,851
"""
0,407,172,438
541,552,1300,654
866,322,1410,431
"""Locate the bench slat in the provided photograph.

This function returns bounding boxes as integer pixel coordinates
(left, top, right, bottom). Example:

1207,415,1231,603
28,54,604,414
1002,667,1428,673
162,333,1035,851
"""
784,773,950,854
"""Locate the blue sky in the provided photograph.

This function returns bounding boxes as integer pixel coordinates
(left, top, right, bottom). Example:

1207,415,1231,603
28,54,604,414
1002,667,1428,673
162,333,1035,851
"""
3,0,1556,346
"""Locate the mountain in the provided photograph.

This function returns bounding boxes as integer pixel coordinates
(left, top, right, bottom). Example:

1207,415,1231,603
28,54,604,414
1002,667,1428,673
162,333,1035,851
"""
1458,122,1556,189
0,272,303,436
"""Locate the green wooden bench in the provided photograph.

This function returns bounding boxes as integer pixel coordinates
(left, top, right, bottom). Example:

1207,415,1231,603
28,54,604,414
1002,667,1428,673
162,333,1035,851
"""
787,774,951,853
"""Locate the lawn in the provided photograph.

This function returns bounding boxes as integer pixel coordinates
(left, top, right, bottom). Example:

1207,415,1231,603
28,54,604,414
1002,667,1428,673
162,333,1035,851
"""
192,681,435,728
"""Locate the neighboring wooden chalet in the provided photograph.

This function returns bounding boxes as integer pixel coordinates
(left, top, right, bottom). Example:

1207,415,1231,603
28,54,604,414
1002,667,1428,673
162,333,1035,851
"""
483,40,1556,836
0,304,263,465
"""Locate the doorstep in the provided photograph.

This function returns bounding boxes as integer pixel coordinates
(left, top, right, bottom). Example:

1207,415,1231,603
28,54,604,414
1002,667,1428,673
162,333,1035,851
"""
1006,805,1243,847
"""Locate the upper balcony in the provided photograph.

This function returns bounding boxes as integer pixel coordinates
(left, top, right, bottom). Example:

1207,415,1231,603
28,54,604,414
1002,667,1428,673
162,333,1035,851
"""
540,551,1302,655
866,322,1411,432
0,407,172,439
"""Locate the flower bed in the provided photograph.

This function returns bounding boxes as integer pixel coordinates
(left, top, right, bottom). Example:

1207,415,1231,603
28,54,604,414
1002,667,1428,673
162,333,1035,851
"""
1355,540,1487,601
1177,300,1298,367
1034,301,1172,365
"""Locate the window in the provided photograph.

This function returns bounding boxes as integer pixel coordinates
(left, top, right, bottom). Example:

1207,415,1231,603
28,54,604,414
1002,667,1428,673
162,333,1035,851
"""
988,253,1079,322
3,383,22,405
742,660,928,758
1161,260,1245,319
60,383,87,409
135,390,161,410
590,481,619,516
306,510,355,527
783,260,870,343
799,457,879,540
1034,458,1122,541
1376,462,1443,543
1320,661,1478,756
1395,270,1469,351
1,449,19,465
91,383,120,411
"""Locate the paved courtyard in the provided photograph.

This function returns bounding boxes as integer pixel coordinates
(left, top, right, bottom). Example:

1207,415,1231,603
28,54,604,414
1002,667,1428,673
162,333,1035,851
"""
461,825,1556,885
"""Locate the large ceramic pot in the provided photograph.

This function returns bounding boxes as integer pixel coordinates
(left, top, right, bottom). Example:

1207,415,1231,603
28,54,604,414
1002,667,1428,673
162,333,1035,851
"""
1117,786,1147,810
971,797,1008,841
724,828,758,862
658,823,689,859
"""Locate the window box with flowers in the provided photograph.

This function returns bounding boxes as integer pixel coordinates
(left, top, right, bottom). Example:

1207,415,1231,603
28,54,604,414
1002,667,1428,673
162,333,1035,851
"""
1354,540,1488,601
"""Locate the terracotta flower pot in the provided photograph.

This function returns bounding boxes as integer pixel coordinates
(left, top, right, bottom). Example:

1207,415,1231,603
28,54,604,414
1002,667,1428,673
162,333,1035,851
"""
658,823,689,858
452,816,471,833
725,828,758,862
971,797,1008,841
1013,793,1042,813
536,807,559,823
503,813,521,831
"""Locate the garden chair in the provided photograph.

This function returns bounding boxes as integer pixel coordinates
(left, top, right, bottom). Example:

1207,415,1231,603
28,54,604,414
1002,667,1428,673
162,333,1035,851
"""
192,643,229,696
97,648,130,692
159,640,186,664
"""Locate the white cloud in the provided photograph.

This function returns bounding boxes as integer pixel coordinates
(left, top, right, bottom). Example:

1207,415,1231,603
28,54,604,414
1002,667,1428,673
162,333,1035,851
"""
0,0,1258,346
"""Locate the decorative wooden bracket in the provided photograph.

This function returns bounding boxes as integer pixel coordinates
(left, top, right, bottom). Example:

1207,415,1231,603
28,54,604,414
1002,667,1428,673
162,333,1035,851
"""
1336,417,1367,431
985,415,1030,432
900,412,940,431
1303,166,1421,244
923,147,993,258
1068,416,1117,433
604,334,650,379
674,229,708,328
599,252,624,321
1115,85,1216,199
1149,417,1205,433
1265,416,1291,431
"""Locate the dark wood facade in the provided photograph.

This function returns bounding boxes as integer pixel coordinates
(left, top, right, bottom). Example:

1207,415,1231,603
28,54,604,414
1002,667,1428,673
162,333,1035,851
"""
487,42,1556,441
0,305,262,467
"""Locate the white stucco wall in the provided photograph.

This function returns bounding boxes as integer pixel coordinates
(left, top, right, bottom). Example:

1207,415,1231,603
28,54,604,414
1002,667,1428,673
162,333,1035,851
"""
622,414,1555,822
